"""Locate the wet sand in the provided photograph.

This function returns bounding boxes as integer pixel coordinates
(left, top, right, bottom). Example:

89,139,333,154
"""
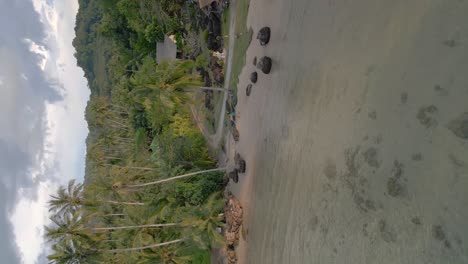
228,0,468,263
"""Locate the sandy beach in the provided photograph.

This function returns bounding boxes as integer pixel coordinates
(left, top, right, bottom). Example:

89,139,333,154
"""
227,0,468,263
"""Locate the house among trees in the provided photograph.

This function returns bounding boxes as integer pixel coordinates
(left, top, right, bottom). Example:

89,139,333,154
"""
156,35,177,63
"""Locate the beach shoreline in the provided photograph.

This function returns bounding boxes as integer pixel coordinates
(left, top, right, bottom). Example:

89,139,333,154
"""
225,0,468,263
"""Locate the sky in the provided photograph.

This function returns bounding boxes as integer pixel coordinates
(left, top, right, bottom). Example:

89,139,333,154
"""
0,0,90,263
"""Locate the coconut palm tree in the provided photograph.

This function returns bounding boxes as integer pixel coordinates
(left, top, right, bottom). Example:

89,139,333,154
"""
46,220,186,263
48,179,84,215
48,180,144,216
45,210,185,255
130,59,227,105
123,167,227,188
181,192,225,249
138,244,193,264
47,241,102,264
105,238,188,253
47,207,179,239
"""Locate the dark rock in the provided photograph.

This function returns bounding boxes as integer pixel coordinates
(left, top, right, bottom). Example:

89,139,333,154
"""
411,217,422,225
257,56,272,74
250,72,258,83
257,27,271,46
448,112,468,139
228,170,239,183
387,178,403,197
432,225,446,241
222,175,230,186
246,84,252,96
238,160,246,173
417,105,438,128
235,153,246,173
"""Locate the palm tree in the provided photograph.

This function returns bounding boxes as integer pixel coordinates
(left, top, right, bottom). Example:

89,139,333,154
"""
48,179,83,215
47,241,102,264
46,209,179,239
124,167,227,188
45,213,85,244
139,244,193,264
130,59,227,104
45,210,184,256
48,180,144,215
105,238,188,253
181,192,225,249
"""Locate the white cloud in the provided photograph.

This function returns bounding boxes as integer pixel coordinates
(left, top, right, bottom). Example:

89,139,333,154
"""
9,0,90,263
23,39,50,71
10,182,57,264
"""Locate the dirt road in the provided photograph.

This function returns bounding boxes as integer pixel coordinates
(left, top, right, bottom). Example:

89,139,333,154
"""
229,1,468,263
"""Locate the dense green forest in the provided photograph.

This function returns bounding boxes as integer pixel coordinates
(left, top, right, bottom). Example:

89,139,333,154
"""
46,0,229,263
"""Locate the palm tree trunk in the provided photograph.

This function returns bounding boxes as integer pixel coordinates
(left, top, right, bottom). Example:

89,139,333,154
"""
108,165,157,171
104,156,124,160
102,214,125,217
186,86,229,92
106,238,187,253
104,200,145,206
107,119,128,127
93,223,179,231
103,239,122,242
127,167,227,188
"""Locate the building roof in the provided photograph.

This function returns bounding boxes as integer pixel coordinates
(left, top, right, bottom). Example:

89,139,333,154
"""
156,35,177,63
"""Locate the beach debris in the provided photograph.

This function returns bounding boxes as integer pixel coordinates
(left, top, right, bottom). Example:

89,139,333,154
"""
257,56,272,74
250,71,258,83
235,153,246,173
253,56,257,66
246,84,252,96
232,125,240,141
228,170,239,183
227,247,237,264
224,192,243,263
224,192,243,242
257,26,271,46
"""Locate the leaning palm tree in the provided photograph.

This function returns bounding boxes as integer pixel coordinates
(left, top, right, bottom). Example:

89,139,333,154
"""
46,210,179,241
124,167,227,188
48,179,144,216
45,213,86,245
46,213,187,261
47,241,102,264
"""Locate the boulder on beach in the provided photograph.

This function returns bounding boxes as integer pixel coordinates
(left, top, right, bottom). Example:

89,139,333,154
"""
257,26,271,46
235,153,247,173
246,84,252,96
228,170,239,183
257,56,272,74
250,71,258,83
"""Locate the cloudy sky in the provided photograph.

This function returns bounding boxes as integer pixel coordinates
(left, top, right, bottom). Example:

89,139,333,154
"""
0,0,89,263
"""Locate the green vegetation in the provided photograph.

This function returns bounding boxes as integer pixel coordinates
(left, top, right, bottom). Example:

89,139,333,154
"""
229,0,253,93
221,8,231,49
45,0,233,263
